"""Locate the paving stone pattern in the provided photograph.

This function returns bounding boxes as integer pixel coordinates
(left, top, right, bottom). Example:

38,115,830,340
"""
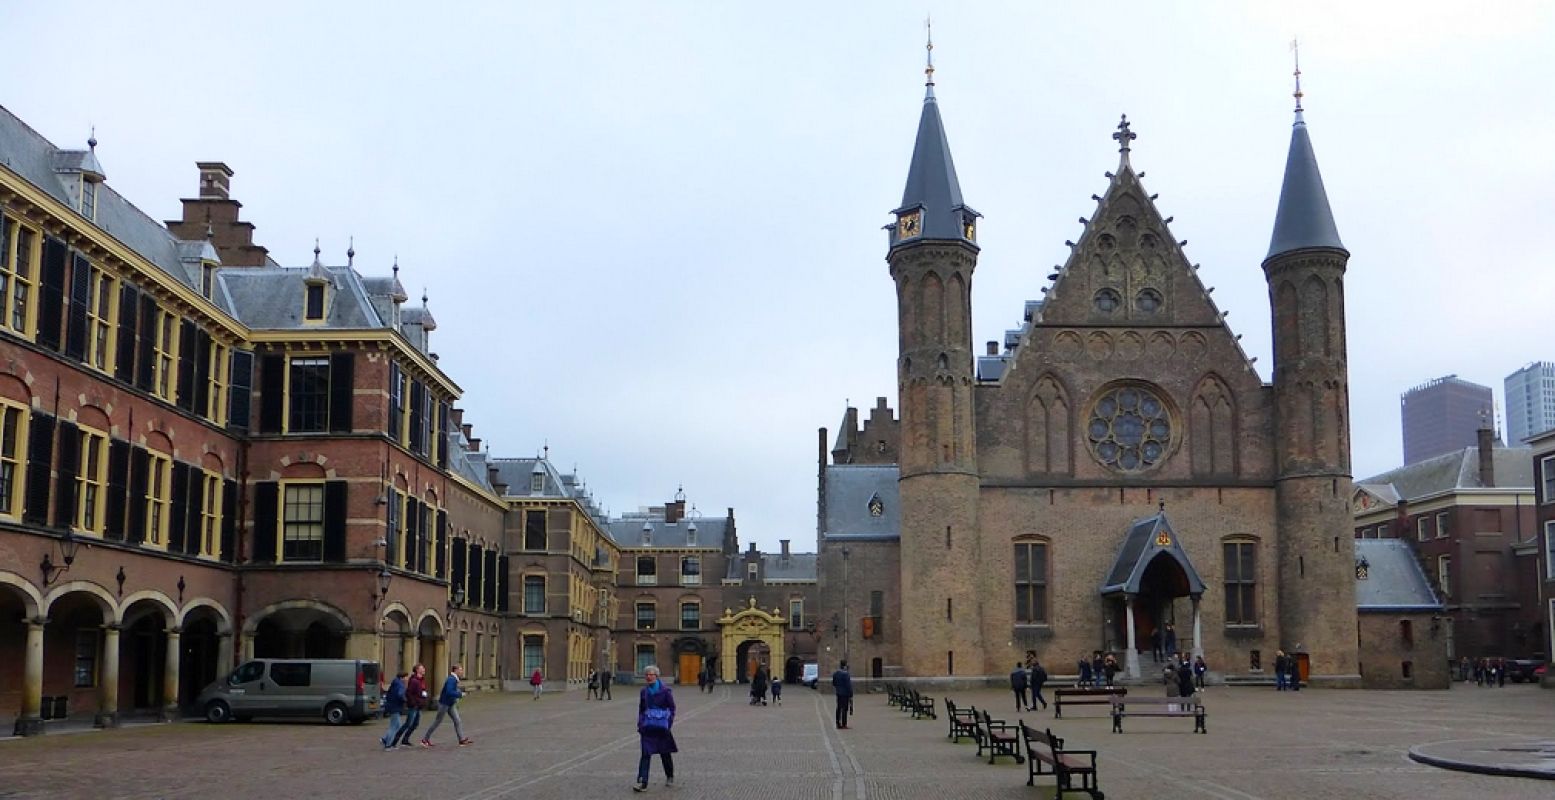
0,684,1551,799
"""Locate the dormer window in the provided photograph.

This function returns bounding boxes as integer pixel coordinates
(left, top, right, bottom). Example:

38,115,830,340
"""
80,178,97,222
305,283,326,321
529,471,544,493
686,521,697,547
201,263,217,300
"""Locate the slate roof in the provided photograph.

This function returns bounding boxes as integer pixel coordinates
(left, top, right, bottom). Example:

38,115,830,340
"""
1266,110,1345,260
0,105,207,295
892,76,978,243
1099,512,1208,596
219,265,383,329
1356,446,1534,502
822,464,899,540
607,515,729,550
723,553,818,582
490,457,609,526
1355,539,1441,610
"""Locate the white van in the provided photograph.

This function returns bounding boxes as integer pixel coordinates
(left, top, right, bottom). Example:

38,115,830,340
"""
198,659,381,725
802,663,820,688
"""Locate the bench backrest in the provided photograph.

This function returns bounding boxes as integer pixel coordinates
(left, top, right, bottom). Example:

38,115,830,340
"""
1111,695,1200,708
1020,722,1061,755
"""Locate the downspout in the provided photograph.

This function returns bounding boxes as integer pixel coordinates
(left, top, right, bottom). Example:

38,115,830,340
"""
232,433,250,668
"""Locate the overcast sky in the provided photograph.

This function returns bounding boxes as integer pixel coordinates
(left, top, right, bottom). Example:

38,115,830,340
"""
6,1,1553,552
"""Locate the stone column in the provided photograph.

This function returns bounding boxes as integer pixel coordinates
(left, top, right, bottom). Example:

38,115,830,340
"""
216,632,234,679
96,624,121,728
161,628,182,721
1191,596,1204,659
240,631,255,662
14,619,45,736
1123,596,1140,679
399,633,416,675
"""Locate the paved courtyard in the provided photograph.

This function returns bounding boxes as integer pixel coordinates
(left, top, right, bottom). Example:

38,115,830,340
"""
1,683,1551,799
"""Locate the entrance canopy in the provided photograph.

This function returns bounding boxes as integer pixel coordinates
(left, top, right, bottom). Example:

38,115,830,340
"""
1099,510,1206,597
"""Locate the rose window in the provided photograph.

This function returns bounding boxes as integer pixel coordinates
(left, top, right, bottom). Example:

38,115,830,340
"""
1086,385,1172,472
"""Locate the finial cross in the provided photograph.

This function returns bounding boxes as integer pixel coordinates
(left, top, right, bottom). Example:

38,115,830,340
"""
1112,114,1136,154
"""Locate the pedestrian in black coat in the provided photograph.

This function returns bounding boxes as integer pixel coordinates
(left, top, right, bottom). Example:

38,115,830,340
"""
1009,663,1029,712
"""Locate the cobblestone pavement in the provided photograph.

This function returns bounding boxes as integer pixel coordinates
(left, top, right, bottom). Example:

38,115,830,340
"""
0,683,1551,799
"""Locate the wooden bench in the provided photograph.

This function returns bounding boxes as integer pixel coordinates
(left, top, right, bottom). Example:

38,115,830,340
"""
1053,687,1126,718
1021,722,1103,799
944,698,978,743
1109,695,1205,734
973,708,1024,764
907,688,937,720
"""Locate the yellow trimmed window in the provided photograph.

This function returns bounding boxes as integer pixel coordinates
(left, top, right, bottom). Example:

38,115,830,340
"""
86,266,116,372
201,472,222,557
146,452,171,546
0,402,27,517
281,483,325,562
75,428,107,533
208,342,229,425
0,216,38,336
154,308,178,401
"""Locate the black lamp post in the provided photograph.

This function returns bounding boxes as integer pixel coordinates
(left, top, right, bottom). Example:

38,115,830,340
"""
40,531,82,587
372,569,393,610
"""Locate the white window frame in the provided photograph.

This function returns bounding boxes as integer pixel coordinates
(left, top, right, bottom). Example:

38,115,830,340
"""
1544,520,1555,581
1436,511,1449,539
1416,516,1429,541
680,555,701,585
1438,555,1452,599
1542,455,1555,504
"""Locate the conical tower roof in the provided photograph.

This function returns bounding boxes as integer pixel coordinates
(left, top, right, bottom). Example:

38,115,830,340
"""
1266,94,1345,260
892,31,977,245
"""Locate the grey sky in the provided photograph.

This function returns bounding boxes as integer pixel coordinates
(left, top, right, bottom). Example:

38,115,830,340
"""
6,1,1552,551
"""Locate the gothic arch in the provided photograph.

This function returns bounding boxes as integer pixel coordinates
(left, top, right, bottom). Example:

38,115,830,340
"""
1190,374,1237,477
1300,275,1330,357
1275,281,1298,365
947,272,968,346
920,271,944,342
1024,374,1072,476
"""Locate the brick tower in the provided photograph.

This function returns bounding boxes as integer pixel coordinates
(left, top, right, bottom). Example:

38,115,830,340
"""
888,41,984,679
1264,74,1361,683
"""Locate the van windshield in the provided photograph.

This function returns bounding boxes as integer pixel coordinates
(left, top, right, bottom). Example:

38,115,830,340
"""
230,661,265,685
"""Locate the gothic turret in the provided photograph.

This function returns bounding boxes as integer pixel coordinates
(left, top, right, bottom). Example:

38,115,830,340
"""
888,33,980,250
1264,60,1360,685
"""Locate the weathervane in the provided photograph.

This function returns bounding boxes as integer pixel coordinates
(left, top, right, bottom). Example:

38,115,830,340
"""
1291,38,1305,121
924,16,935,95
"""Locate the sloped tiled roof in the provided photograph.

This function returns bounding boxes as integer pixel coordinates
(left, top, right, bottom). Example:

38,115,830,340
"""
1100,512,1207,596
1355,539,1441,610
823,464,899,540
219,265,383,329
1356,446,1533,502
608,516,729,550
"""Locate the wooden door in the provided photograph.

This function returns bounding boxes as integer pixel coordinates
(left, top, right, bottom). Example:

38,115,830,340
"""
678,654,701,685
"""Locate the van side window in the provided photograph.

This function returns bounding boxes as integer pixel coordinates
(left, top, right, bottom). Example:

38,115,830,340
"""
231,661,265,684
270,663,312,687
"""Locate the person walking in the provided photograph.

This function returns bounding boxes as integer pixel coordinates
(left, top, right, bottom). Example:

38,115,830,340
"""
379,670,408,751
392,663,429,747
1496,659,1507,688
1028,659,1049,711
751,666,769,706
1009,662,1029,712
421,664,472,747
600,667,613,700
1163,623,1177,658
1273,650,1289,691
633,665,677,792
770,674,783,706
530,668,544,700
832,660,854,729
1149,627,1163,662
587,669,600,700
1193,655,1207,690
696,666,708,694
1077,655,1093,689
1176,657,1195,699
1286,654,1301,692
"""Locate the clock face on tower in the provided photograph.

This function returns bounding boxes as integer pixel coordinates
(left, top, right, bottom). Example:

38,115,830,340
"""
897,210,922,238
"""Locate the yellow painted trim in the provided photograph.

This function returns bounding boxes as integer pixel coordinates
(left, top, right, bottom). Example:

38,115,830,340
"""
0,399,30,519
0,214,41,340
144,451,172,549
72,424,109,535
252,330,460,397
199,470,223,560
277,479,327,563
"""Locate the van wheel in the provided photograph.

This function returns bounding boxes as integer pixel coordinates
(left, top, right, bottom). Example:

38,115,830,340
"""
324,702,349,726
205,700,232,724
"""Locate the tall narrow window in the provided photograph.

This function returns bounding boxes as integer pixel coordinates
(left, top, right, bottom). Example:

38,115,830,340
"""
1545,521,1555,581
524,510,546,550
282,483,326,561
75,429,107,533
201,472,222,557
1437,555,1452,598
680,602,700,630
86,268,115,371
154,309,178,400
0,220,36,334
1014,540,1049,624
523,635,545,676
287,357,330,432
680,556,701,585
1223,539,1258,625
635,601,655,630
637,556,657,586
208,342,229,425
146,452,171,545
524,575,546,614
80,178,97,221
0,403,24,516
1435,511,1450,539
869,590,884,639
387,363,404,442
634,643,654,676
305,284,325,320
789,598,804,629
74,629,97,687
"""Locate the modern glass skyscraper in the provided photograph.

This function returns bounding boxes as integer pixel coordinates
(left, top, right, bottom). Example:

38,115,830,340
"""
1505,362,1555,444
1400,375,1495,464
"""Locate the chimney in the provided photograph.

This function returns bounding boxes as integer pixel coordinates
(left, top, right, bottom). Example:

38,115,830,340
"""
665,499,685,524
747,541,757,555
488,466,509,496
451,408,465,429
780,539,790,557
468,437,481,453
197,161,233,199
1477,427,1495,486
460,423,473,440
987,340,998,356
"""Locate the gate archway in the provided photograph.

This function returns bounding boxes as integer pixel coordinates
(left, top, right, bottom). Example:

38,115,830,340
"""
718,599,785,686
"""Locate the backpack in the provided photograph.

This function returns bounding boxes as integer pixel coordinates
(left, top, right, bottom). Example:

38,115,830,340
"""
1033,665,1048,683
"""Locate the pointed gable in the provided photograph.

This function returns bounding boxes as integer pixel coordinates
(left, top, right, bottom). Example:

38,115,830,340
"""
1099,511,1207,596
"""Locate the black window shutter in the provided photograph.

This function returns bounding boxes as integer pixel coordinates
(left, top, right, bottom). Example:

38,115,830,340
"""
257,353,284,433
53,420,79,529
405,498,421,572
252,482,279,563
451,536,467,592
184,467,204,556
407,380,424,454
23,413,56,526
328,352,354,432
435,509,448,579
484,549,498,610
114,284,139,383
104,439,130,541
64,253,91,361
498,556,510,612
323,480,348,562
220,479,237,563
468,541,482,608
193,331,212,420
388,363,402,439
435,402,449,469
419,504,431,572
228,350,254,433
36,237,67,352
135,295,156,391
127,447,149,544
175,320,197,412
168,461,190,552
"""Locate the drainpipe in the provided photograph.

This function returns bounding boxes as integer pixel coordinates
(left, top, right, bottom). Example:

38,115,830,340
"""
232,436,250,667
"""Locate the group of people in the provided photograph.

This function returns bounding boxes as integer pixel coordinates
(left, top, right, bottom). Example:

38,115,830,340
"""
695,664,717,693
1008,654,1050,712
1160,652,1207,696
1459,657,1511,686
379,663,473,749
1075,651,1121,687
747,665,783,706
1271,650,1302,691
586,668,615,700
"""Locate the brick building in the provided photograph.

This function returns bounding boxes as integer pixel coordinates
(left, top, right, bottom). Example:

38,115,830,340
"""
817,59,1362,686
1352,429,1541,662
1526,428,1555,686
1354,539,1449,689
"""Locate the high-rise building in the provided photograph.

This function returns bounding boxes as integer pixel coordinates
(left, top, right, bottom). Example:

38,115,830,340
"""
1400,375,1494,464
1505,362,1555,444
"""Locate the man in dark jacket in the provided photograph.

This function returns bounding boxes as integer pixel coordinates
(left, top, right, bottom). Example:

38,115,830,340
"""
1009,662,1029,711
832,661,854,729
600,667,613,700
391,663,429,747
1028,659,1049,711
380,671,407,750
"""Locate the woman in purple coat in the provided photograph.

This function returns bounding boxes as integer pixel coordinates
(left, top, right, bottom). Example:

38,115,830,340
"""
633,665,677,792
